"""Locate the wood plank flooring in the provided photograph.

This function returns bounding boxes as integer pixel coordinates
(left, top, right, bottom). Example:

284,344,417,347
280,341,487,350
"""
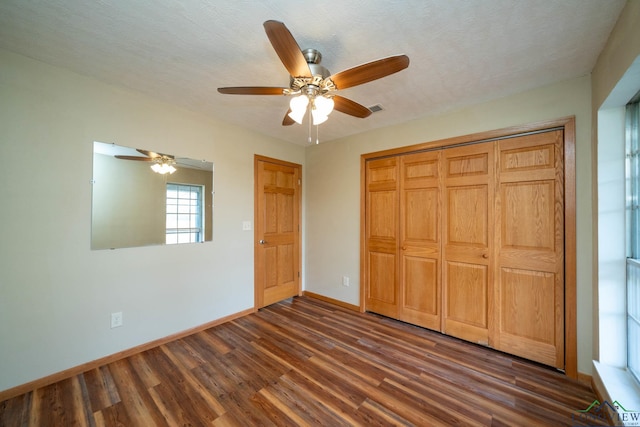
1,296,607,426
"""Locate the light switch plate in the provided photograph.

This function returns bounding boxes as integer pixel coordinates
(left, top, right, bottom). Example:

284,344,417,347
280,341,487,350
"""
242,221,252,231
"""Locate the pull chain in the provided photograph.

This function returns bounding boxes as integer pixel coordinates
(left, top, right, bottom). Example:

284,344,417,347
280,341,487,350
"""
307,108,312,144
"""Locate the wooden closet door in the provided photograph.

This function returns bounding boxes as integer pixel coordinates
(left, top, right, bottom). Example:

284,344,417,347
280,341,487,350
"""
365,157,399,318
442,143,495,345
494,130,564,368
398,151,442,330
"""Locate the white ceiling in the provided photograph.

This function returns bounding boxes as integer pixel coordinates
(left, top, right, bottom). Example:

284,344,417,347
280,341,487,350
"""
0,0,626,146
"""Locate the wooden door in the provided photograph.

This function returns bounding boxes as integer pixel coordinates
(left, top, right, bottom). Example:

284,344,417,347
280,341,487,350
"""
255,156,301,308
398,151,442,330
364,157,400,319
494,130,564,368
442,143,495,345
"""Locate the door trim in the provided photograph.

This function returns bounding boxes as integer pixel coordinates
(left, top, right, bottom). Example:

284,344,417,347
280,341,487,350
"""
254,155,302,310
359,116,577,378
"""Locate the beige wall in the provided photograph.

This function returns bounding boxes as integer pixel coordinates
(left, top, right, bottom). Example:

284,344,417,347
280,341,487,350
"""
0,49,304,392
305,75,594,373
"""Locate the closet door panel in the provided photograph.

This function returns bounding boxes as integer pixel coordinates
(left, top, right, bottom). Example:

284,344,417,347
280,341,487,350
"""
365,158,399,318
369,251,397,303
369,191,397,240
403,256,438,314
446,261,488,325
404,188,438,242
443,144,494,345
399,151,441,330
499,268,557,354
447,185,489,248
495,130,564,368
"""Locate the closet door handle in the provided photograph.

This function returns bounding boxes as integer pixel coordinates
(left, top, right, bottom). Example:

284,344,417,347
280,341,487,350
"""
482,253,489,259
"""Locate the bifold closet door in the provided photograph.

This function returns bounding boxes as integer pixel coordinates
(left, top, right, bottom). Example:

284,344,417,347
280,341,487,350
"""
442,143,495,345
398,151,442,330
494,130,565,368
364,128,566,369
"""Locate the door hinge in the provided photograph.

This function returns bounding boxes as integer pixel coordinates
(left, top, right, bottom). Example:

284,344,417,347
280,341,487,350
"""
298,179,301,185
298,271,300,278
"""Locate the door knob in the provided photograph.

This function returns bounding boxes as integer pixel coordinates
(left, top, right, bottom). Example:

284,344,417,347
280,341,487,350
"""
259,240,267,244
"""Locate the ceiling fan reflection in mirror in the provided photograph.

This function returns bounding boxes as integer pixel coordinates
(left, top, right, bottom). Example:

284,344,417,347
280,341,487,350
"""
217,20,410,137
115,149,177,174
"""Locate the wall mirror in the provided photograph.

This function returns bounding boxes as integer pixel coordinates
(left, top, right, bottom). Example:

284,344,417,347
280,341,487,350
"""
91,141,214,250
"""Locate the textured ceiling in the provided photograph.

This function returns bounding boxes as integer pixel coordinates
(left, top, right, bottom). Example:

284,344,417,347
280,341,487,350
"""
0,0,626,145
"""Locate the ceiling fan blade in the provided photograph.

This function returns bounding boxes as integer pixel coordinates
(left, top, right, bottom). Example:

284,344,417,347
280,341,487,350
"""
115,155,154,161
217,87,287,95
263,20,311,78
333,95,372,118
328,55,410,90
282,109,295,126
136,149,174,159
136,149,156,158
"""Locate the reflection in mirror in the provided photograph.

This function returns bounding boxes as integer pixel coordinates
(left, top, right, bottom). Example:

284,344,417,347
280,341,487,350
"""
91,141,214,250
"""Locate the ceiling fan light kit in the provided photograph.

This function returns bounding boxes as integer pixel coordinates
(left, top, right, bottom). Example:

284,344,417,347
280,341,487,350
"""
311,95,334,125
217,20,409,142
150,158,176,175
287,94,309,124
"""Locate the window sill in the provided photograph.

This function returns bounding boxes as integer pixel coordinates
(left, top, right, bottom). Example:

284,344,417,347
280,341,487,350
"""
592,361,640,426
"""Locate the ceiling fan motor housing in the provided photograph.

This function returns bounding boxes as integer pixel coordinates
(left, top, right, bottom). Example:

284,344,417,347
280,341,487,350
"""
288,49,333,97
308,62,330,79
302,48,322,65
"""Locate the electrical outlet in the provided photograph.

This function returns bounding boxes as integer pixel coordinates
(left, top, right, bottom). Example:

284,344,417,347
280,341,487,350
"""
242,221,252,231
110,312,123,329
342,276,350,287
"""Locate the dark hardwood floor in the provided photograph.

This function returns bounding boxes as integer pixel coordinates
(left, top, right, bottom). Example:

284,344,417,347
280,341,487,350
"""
1,296,607,426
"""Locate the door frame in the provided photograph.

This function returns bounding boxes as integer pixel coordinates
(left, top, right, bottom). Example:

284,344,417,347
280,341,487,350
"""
254,155,303,310
359,116,577,378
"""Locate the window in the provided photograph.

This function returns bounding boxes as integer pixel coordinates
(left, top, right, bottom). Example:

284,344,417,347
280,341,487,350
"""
626,96,640,382
166,183,204,244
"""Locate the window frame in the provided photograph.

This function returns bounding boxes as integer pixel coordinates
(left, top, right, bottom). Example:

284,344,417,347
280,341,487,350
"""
626,97,640,383
165,182,205,245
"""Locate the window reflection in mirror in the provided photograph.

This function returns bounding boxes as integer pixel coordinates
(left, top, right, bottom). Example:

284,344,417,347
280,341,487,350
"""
91,141,213,250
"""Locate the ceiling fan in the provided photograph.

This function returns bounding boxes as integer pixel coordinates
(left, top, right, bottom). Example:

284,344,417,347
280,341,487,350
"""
217,20,410,127
115,149,177,174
